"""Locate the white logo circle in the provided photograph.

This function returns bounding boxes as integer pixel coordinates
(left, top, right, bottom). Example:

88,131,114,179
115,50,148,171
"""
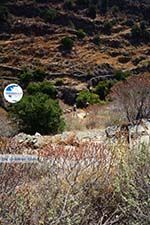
3,84,23,103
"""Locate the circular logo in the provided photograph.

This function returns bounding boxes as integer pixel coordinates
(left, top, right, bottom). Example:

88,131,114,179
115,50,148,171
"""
3,84,23,103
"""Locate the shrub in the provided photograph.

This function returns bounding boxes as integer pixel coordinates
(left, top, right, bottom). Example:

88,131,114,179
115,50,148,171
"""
19,68,33,87
32,68,46,82
95,80,115,100
114,70,130,81
76,90,100,108
131,23,150,43
112,74,150,123
41,8,58,22
131,24,141,40
61,36,74,51
27,81,57,98
0,6,8,21
87,4,97,19
19,68,46,87
76,29,86,39
64,0,74,9
10,93,65,134
93,35,100,45
103,21,113,35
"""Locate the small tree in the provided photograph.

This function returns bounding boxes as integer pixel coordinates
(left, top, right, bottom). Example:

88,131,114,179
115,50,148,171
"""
95,80,115,100
112,75,150,123
27,81,57,99
61,36,74,51
10,93,65,134
76,90,100,108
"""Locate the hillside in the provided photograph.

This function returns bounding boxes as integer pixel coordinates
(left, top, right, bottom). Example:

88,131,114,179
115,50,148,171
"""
0,0,150,135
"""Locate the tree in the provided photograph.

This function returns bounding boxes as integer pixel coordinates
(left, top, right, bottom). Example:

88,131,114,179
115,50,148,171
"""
95,80,115,100
10,93,65,134
27,81,57,98
112,75,150,123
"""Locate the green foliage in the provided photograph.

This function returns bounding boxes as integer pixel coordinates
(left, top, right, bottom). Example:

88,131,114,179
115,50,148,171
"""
10,93,65,134
93,35,100,45
131,23,150,43
0,5,8,21
61,36,74,51
64,0,74,9
27,81,57,99
95,80,115,100
131,24,141,39
76,90,100,108
103,21,113,35
19,68,33,87
87,4,97,19
114,70,130,81
19,68,46,87
41,8,58,22
76,29,86,39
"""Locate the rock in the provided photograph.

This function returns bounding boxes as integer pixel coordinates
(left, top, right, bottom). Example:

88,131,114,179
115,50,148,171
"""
35,132,41,137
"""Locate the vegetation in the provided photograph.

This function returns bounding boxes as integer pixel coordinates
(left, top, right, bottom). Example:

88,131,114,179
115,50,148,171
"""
64,0,74,10
103,21,113,35
27,81,57,99
10,93,65,134
40,8,58,22
76,29,86,39
95,80,115,100
19,68,46,87
1,138,149,225
87,4,97,19
76,90,100,108
61,36,74,51
0,5,8,21
131,23,150,43
112,75,150,123
114,70,130,81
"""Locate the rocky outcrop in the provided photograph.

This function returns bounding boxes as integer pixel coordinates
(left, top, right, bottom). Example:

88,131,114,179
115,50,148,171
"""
106,119,150,146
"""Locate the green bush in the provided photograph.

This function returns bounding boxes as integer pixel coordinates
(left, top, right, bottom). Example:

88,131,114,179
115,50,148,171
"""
41,8,58,22
64,0,74,9
27,81,57,98
95,80,115,100
19,68,33,87
32,68,46,82
131,24,141,39
61,36,74,51
0,6,8,21
114,70,130,81
131,23,150,43
103,21,113,35
76,90,100,108
87,4,96,19
76,29,86,39
20,68,46,87
93,35,100,45
10,93,65,134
